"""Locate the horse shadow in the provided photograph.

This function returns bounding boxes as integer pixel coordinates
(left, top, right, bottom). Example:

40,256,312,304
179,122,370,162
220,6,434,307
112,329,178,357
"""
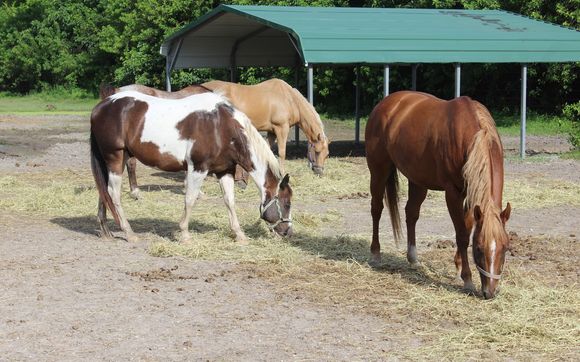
287,231,471,296
51,216,218,239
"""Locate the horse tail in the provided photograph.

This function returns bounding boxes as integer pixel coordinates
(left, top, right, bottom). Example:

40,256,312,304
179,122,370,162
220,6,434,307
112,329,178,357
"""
90,132,120,224
99,83,117,100
385,169,402,247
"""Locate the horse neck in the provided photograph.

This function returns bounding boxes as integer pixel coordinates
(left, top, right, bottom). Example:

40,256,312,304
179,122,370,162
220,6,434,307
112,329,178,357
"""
463,106,504,216
249,164,279,203
290,88,325,143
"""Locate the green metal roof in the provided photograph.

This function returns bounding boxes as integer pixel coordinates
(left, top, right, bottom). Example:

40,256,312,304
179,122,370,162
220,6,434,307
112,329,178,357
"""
161,5,580,67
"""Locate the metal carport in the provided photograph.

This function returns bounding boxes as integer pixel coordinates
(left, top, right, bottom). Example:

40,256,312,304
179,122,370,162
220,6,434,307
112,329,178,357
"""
160,5,580,158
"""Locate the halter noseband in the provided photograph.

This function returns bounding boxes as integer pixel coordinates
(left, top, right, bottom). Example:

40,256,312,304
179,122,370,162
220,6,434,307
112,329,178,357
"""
307,143,324,174
260,197,292,231
476,264,502,280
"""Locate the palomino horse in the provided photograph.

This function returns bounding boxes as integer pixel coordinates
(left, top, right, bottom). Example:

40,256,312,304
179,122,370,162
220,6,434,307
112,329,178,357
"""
365,91,511,299
202,79,330,175
98,84,215,199
90,90,293,243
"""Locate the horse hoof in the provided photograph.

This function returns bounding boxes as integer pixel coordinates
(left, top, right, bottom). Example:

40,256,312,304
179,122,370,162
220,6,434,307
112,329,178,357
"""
130,189,140,200
180,232,192,244
235,180,248,189
462,281,476,294
126,234,140,243
236,236,249,245
409,261,420,269
368,255,382,267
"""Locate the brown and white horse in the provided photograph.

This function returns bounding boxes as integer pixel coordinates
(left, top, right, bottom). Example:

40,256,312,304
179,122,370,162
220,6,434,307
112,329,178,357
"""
202,79,330,175
365,91,511,299
90,90,293,244
99,84,213,199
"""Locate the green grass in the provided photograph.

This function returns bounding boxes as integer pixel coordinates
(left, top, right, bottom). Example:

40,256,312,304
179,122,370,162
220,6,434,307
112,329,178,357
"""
0,91,98,114
560,149,580,160
495,113,573,137
322,113,573,138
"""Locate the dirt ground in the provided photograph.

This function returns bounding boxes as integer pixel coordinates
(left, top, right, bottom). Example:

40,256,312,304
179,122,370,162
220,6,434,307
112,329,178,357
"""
1,114,578,360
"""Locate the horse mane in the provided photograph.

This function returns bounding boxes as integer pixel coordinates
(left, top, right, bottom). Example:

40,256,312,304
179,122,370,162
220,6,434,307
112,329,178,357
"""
462,102,504,241
288,86,327,142
231,108,282,179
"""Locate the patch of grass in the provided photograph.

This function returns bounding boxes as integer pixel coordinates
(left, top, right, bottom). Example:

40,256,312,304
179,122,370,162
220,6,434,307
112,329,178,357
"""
495,113,573,137
560,149,580,160
0,90,98,114
322,112,573,138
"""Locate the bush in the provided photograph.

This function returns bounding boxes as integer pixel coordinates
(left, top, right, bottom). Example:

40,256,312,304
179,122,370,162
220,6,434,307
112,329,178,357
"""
562,101,580,149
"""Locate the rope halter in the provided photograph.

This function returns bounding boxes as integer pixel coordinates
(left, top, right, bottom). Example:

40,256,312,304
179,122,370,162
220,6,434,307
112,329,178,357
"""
476,264,502,280
260,197,292,231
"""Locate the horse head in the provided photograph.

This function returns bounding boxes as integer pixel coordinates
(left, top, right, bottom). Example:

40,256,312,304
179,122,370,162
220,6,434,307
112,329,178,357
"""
307,133,330,176
471,202,511,299
260,174,293,237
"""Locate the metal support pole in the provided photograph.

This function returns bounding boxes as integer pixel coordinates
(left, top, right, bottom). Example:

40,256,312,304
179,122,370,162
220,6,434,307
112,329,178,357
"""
455,63,461,98
307,64,314,104
411,64,418,91
294,66,300,145
520,64,527,159
383,64,390,97
165,58,172,91
355,66,361,144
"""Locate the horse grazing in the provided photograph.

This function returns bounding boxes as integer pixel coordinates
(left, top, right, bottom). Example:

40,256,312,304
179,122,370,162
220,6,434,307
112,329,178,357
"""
98,84,214,199
365,91,511,299
90,90,293,244
202,79,330,175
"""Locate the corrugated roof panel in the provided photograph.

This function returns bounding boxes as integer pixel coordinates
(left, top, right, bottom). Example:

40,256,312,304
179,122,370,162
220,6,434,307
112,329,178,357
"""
161,5,580,66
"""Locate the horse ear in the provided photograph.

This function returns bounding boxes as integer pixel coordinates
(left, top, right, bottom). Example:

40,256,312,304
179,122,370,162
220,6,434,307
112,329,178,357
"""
501,202,511,224
473,205,483,224
280,173,290,188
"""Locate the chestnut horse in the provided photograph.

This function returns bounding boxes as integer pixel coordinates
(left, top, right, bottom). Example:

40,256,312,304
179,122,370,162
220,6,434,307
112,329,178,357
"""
91,91,293,243
202,79,330,175
365,91,511,299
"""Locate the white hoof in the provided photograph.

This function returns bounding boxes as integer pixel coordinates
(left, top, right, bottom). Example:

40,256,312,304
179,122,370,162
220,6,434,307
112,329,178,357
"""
130,188,140,200
235,234,249,245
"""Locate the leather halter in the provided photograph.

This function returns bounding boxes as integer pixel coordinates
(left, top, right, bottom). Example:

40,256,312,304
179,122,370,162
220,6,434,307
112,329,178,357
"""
260,197,292,231
476,264,502,280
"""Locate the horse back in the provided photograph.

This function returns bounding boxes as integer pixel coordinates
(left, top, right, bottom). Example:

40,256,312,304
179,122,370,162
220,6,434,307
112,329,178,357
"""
366,91,482,190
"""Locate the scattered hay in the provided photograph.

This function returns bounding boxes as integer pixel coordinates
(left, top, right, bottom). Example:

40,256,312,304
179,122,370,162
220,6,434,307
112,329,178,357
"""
0,158,578,360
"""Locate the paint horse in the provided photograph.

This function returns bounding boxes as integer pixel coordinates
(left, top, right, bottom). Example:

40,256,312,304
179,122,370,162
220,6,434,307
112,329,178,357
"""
99,84,215,199
90,91,293,244
365,91,511,299
202,79,330,175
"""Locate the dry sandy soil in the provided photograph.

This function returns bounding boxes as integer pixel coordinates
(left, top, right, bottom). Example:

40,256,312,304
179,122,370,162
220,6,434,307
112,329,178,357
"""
0,114,578,360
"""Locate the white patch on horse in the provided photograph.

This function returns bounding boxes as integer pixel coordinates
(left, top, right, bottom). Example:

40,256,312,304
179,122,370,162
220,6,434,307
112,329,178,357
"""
489,238,496,276
232,109,269,201
109,91,228,161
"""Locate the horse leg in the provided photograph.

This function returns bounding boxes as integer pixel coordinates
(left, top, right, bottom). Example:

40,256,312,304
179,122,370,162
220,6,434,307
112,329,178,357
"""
369,164,391,265
445,187,475,292
273,124,289,171
405,182,428,265
178,162,207,243
219,173,248,244
107,153,137,242
126,157,140,200
97,199,113,239
266,132,277,149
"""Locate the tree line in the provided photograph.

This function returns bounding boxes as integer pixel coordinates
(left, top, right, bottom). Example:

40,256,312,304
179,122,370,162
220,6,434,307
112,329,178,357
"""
0,0,578,115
